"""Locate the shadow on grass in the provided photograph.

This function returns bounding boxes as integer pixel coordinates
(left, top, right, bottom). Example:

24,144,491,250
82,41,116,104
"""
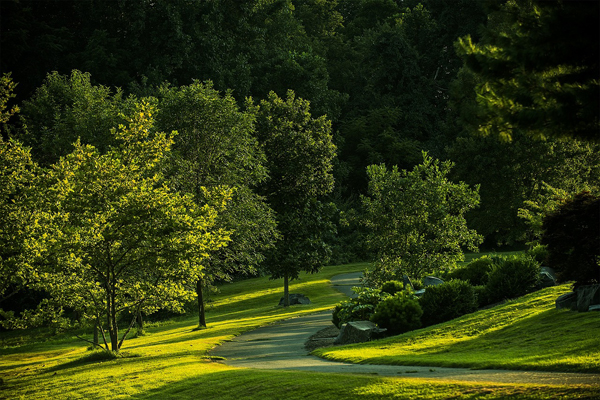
44,350,141,373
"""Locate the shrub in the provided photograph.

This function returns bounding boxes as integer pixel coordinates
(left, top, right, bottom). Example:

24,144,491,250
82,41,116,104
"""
473,285,489,308
371,290,422,335
446,256,495,286
381,280,404,295
420,279,478,327
527,244,549,266
332,287,389,328
541,192,600,286
484,255,540,304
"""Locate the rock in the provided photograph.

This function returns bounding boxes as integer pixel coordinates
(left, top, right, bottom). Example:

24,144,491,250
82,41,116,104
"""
555,292,577,310
423,276,444,287
589,304,600,312
537,267,557,290
278,293,311,306
333,321,387,345
414,289,426,297
575,284,600,312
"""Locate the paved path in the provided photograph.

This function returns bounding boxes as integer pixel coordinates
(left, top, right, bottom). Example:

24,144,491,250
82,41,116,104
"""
210,273,600,385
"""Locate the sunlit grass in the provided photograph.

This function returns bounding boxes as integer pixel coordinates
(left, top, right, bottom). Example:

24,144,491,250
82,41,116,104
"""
1,261,598,399
314,284,600,373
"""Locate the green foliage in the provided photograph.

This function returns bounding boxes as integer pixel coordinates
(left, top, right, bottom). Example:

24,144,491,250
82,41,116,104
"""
0,137,44,325
0,72,19,129
362,152,482,285
526,244,549,267
31,101,231,351
332,286,389,328
541,192,600,286
484,255,541,304
252,90,337,305
455,0,599,142
156,81,278,283
18,70,132,165
380,280,404,296
420,279,478,327
446,256,495,286
370,290,422,335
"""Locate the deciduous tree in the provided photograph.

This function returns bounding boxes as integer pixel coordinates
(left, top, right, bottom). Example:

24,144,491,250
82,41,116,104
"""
362,153,481,285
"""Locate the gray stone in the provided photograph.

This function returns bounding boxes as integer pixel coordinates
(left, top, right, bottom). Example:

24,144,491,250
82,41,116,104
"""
333,321,387,345
575,284,600,312
537,267,557,289
278,293,311,306
589,304,600,312
414,289,426,297
423,276,444,287
555,292,578,310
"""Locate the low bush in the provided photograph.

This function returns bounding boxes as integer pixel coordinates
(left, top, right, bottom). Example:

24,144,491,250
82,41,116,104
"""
484,255,540,304
381,280,404,295
332,287,389,328
370,290,422,335
446,256,495,286
527,244,549,266
473,285,489,308
420,279,478,327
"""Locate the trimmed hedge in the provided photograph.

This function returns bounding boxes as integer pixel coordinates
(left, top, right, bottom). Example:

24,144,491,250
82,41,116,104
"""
420,279,478,327
371,290,422,335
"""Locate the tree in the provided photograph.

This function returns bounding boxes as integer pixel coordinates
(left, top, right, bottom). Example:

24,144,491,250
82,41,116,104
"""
447,66,600,245
252,90,337,306
35,101,230,352
155,81,277,327
17,70,131,166
362,153,482,285
455,0,599,142
541,192,600,287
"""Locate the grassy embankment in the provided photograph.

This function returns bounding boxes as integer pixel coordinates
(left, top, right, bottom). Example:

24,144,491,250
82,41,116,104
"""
1,259,599,399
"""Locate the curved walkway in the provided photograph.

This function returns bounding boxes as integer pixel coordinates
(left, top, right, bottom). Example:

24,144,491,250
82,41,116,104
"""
210,273,600,385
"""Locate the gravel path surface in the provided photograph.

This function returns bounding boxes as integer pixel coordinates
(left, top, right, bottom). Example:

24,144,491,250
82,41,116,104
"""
210,273,600,385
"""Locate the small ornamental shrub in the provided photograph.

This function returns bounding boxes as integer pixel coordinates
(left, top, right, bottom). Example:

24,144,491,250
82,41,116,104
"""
527,244,550,266
484,255,540,304
541,192,600,286
381,280,404,295
371,290,422,335
420,279,478,327
332,287,390,328
446,256,495,286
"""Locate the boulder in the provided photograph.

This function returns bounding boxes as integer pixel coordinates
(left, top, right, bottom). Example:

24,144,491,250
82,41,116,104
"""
423,276,444,287
575,284,600,312
589,304,600,312
555,291,577,310
278,293,311,306
537,267,557,290
333,321,387,345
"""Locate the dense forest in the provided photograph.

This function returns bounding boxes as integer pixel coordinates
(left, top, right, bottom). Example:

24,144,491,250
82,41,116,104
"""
1,0,598,344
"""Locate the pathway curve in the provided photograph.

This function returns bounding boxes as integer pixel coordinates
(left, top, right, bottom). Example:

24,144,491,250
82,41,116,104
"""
210,273,600,385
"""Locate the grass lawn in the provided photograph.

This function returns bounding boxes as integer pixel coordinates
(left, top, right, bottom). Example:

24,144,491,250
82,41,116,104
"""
314,284,600,373
1,261,599,399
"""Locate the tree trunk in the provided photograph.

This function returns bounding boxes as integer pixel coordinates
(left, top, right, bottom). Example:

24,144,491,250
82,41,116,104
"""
136,309,144,335
283,273,290,307
93,322,99,347
197,277,206,328
108,284,118,352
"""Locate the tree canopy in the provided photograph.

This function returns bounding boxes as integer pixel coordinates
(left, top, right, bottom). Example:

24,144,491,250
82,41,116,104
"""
362,153,482,285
